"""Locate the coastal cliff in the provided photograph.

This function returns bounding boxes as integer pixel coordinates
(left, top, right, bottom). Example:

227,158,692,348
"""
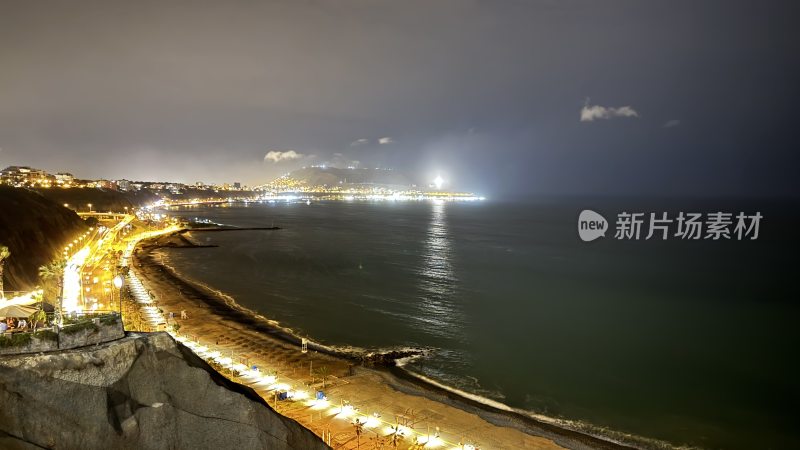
0,186,87,291
0,332,330,450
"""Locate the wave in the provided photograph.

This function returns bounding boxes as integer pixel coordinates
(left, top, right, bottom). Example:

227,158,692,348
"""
392,363,690,450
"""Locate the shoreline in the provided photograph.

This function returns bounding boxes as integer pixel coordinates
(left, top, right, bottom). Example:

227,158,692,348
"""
131,230,640,450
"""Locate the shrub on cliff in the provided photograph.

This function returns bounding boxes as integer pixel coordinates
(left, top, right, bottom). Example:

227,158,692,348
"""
0,332,32,348
61,320,99,335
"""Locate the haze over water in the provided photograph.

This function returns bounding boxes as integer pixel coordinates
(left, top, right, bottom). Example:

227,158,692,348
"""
159,200,798,449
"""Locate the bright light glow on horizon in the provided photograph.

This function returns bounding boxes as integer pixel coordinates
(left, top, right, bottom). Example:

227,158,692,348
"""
434,174,444,190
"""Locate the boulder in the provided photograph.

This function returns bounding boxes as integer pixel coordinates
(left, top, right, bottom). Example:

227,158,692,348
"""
0,332,329,450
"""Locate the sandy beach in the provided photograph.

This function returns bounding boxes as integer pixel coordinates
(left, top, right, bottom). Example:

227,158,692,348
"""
127,230,633,450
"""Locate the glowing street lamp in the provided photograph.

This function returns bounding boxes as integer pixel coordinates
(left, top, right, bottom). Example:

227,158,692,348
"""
87,203,93,212
111,275,124,314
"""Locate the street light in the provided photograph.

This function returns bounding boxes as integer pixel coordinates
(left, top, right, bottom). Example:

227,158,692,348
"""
87,203,93,212
113,275,124,314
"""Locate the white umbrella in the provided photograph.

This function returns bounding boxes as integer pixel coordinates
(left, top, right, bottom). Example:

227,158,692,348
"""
0,304,37,318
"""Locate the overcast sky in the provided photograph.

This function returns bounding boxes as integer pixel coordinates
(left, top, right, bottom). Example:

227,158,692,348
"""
1,0,798,196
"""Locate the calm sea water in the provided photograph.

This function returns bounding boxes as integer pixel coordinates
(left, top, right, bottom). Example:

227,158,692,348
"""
157,199,799,449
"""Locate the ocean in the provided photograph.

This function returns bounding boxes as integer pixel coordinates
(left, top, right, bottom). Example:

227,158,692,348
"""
156,198,799,449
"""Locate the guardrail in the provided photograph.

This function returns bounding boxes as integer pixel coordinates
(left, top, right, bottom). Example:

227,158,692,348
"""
62,310,119,323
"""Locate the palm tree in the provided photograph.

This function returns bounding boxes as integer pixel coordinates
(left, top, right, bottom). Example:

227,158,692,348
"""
39,259,67,325
0,244,10,299
26,290,47,331
387,424,404,449
314,365,330,388
351,417,364,449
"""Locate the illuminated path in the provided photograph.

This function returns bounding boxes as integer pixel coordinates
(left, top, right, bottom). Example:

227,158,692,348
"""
62,246,91,313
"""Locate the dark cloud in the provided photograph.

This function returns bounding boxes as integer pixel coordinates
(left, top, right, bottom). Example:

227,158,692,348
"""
0,0,798,196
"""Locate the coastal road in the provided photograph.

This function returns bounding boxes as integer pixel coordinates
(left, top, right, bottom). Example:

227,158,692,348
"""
62,214,134,313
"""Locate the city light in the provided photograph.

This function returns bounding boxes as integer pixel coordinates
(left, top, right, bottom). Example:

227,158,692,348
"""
332,403,355,419
363,413,381,428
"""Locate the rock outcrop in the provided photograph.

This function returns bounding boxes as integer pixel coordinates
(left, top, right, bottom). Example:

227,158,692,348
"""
0,332,330,450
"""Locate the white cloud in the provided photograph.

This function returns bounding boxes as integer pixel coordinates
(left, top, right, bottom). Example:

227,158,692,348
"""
378,137,394,144
580,102,639,122
350,138,369,146
663,119,681,128
264,150,304,163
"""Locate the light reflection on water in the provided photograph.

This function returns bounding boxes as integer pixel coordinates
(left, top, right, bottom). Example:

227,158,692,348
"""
417,200,466,340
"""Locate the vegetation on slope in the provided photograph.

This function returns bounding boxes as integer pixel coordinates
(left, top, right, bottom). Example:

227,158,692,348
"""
0,186,87,291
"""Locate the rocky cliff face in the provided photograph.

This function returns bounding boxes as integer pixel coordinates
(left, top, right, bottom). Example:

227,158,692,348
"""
0,332,330,450
0,186,87,291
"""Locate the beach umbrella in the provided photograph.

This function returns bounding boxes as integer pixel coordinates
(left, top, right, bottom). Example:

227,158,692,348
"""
0,304,37,318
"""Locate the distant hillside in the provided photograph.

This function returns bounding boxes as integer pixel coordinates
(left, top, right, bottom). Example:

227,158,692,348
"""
33,187,158,212
165,188,259,202
0,186,88,291
35,187,257,210
270,167,414,188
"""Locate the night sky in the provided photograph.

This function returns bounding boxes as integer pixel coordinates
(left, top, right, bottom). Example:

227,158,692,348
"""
1,0,798,197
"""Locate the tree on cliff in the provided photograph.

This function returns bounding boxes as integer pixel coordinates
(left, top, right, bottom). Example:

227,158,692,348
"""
39,260,67,324
0,245,9,298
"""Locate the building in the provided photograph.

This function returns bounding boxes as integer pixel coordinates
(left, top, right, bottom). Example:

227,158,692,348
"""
0,166,51,186
116,179,131,191
55,172,75,185
233,182,241,190
95,179,117,190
